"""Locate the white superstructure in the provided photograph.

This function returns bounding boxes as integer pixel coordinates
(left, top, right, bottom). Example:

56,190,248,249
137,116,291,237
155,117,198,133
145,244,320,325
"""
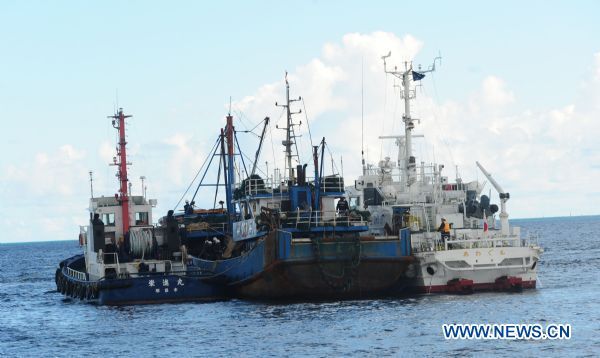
346,53,543,293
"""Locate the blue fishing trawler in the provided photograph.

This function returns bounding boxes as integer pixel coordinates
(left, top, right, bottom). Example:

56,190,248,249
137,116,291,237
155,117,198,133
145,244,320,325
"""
55,108,225,305
173,76,414,299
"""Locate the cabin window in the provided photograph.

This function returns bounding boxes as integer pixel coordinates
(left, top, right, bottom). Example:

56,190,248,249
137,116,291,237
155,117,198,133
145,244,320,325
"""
135,212,149,225
103,213,115,226
349,197,360,208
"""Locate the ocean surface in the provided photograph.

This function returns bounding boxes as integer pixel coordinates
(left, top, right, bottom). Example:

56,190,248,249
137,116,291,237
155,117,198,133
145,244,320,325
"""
1,216,598,357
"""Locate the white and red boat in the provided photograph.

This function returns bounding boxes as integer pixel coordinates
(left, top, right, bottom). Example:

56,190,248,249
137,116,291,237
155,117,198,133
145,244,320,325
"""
346,53,543,294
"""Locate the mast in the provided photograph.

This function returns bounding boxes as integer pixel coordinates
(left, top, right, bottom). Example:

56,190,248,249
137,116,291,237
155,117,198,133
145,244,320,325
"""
276,72,301,183
89,170,94,198
382,52,441,188
225,114,235,222
109,108,132,235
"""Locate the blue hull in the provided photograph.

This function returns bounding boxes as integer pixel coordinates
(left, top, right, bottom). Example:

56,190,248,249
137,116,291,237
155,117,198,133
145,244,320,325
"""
191,229,414,299
97,274,224,305
56,255,226,306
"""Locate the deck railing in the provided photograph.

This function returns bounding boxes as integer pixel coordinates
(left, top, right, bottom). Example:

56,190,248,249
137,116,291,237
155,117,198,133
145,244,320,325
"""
413,231,539,253
65,266,87,281
238,176,345,197
292,210,366,229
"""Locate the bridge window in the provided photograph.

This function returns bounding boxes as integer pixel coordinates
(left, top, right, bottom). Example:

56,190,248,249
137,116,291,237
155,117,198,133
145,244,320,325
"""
103,213,115,226
136,212,149,225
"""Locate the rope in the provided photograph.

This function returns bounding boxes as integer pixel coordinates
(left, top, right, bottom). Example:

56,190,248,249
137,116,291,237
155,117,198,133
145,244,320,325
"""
129,228,153,257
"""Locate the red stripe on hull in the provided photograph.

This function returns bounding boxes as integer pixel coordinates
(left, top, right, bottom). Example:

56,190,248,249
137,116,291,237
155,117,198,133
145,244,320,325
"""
414,280,536,294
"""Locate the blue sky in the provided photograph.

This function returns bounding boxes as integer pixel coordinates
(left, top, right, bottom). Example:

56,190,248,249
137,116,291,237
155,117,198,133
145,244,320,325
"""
1,1,599,242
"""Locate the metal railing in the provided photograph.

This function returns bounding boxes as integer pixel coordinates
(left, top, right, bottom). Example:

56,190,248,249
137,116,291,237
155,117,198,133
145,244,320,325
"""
66,267,87,281
241,178,273,196
186,222,227,234
413,231,537,253
292,210,366,229
238,176,345,197
100,252,121,273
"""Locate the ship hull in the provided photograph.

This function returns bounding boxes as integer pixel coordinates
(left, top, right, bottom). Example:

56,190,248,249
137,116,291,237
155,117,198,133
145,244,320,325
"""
56,255,225,305
234,257,412,299
192,230,414,299
407,245,541,294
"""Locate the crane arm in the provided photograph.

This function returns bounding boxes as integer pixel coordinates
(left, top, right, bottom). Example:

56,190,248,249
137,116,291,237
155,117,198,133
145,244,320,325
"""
476,161,508,199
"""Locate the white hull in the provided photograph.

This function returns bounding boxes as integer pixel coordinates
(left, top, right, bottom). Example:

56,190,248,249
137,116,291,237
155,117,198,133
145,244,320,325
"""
407,237,542,293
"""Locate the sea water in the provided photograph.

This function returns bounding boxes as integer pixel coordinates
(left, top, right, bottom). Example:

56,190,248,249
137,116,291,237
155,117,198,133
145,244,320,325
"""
0,216,598,356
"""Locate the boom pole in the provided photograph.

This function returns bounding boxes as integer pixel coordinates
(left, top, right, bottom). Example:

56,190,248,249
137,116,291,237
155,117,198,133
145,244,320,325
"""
251,117,270,176
225,114,235,224
109,108,132,235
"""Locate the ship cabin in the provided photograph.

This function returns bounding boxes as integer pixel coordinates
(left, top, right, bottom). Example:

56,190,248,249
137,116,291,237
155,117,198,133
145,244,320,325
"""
80,195,189,281
235,164,367,238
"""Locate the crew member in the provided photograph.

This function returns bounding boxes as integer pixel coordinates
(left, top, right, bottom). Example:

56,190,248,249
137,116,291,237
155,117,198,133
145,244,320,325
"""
402,210,411,228
117,236,130,263
438,218,451,242
92,213,105,253
336,197,349,215
166,210,180,257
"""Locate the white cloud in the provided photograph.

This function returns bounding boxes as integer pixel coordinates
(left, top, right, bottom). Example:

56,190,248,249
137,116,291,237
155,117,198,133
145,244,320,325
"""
162,133,206,186
232,33,600,219
3,144,88,196
99,141,115,163
2,33,600,244
480,76,515,107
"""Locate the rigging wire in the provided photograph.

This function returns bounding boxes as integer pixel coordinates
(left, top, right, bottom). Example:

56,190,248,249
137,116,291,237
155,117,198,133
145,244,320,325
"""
173,136,220,210
291,121,301,166
234,134,249,178
301,98,314,148
268,108,286,181
213,153,222,209
361,57,364,171
388,79,400,158
239,150,268,178
426,72,457,175
325,144,340,175
380,72,389,161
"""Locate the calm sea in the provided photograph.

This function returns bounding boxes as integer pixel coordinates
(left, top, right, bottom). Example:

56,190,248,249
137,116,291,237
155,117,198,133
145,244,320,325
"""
0,216,598,357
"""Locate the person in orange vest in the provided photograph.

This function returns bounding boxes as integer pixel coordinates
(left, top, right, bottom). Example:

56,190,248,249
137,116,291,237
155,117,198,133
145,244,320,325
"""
438,218,451,242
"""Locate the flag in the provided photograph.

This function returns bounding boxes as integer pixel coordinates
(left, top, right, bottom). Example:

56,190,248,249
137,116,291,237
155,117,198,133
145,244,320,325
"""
483,212,488,232
412,71,426,81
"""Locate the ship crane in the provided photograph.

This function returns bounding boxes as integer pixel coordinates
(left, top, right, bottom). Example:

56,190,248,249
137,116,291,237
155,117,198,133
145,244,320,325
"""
476,161,510,235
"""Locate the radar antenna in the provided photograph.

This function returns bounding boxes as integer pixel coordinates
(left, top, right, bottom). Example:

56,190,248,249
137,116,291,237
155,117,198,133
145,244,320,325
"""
381,52,441,188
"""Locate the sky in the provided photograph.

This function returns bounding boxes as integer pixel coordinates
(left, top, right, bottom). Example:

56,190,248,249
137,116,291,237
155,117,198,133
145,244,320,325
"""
1,0,599,243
